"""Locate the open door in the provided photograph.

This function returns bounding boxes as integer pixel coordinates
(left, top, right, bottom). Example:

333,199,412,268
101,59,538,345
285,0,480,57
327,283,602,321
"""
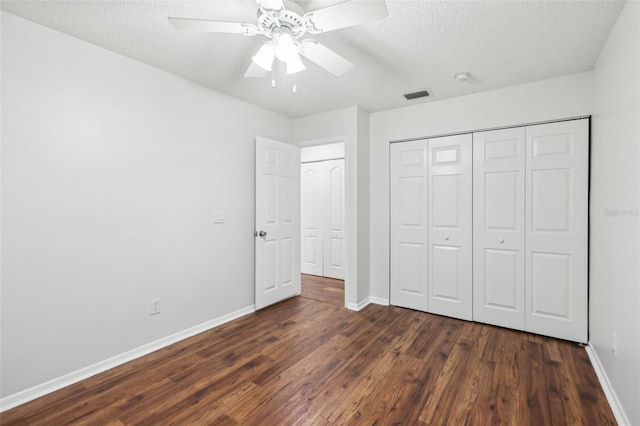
255,137,301,310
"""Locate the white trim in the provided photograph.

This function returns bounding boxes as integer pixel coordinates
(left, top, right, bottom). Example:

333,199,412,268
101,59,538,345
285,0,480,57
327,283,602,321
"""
300,143,345,163
347,297,388,310
0,305,255,413
585,343,631,426
347,297,371,311
296,135,348,148
369,297,390,306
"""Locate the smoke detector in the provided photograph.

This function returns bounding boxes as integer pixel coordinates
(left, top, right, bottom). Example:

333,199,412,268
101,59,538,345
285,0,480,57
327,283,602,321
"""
455,72,470,82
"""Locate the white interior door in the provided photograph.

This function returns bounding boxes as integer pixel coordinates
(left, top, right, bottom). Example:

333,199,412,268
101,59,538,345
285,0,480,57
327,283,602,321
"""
255,137,301,310
323,159,346,279
427,134,473,320
473,128,526,330
301,163,323,276
525,119,588,342
390,140,428,311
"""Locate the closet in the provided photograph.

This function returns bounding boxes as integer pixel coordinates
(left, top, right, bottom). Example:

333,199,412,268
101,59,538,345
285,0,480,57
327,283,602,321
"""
390,118,589,342
301,158,345,279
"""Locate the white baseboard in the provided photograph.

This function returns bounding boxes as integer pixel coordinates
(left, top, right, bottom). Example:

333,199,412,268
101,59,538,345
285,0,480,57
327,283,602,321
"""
347,297,370,311
585,343,631,426
0,304,255,413
369,297,389,306
347,297,389,311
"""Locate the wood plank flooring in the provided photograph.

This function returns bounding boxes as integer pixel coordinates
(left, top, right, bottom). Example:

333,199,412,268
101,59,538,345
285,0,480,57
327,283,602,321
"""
1,297,615,425
301,274,344,306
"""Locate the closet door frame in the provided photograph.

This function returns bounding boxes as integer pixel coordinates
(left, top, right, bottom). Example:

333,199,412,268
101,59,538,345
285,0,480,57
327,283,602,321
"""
388,117,589,343
300,158,346,279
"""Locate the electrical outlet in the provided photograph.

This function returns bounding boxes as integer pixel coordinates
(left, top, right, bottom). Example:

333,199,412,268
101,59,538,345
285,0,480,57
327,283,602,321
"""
150,298,160,316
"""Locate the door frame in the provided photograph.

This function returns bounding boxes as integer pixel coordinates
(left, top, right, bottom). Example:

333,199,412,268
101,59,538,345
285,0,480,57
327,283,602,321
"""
297,136,350,308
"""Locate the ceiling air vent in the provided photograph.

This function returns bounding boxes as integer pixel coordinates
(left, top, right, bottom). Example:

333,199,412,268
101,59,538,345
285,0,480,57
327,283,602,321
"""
403,89,430,100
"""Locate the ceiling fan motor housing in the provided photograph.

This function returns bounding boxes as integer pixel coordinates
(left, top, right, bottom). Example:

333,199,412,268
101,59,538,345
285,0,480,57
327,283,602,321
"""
257,0,306,39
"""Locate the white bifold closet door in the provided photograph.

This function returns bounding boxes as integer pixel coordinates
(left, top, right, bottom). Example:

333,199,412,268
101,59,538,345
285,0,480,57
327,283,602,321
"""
473,127,526,330
301,159,345,280
427,134,473,320
390,135,472,320
473,119,588,342
525,120,588,343
390,141,428,311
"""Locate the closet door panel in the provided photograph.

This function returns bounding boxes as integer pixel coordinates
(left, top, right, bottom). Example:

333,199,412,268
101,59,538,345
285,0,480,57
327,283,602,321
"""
484,249,519,309
473,128,526,329
301,164,323,276
390,140,428,311
324,159,346,279
525,119,588,342
427,134,472,320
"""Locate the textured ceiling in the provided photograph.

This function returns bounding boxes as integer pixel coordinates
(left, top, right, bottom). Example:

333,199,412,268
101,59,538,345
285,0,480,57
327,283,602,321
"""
0,0,625,118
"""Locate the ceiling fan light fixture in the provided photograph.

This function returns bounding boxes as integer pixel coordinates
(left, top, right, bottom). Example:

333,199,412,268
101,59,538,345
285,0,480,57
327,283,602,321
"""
275,32,298,62
286,53,306,74
252,43,275,71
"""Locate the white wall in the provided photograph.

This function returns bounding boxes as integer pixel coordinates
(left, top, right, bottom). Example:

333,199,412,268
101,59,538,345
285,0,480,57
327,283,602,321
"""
292,106,370,307
0,12,291,399
369,72,593,302
293,107,356,142
591,2,640,424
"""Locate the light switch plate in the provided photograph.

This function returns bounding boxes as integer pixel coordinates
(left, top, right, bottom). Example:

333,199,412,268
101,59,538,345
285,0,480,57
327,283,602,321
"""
214,210,225,224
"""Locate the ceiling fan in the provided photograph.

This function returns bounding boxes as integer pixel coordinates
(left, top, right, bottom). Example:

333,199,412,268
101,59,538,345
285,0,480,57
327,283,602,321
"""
168,0,388,81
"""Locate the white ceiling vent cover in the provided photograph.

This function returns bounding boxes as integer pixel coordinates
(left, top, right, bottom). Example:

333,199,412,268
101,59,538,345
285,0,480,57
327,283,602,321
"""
403,90,431,100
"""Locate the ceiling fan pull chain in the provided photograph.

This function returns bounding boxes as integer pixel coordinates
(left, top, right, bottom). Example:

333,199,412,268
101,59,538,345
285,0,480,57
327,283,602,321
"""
271,66,276,88
293,73,297,94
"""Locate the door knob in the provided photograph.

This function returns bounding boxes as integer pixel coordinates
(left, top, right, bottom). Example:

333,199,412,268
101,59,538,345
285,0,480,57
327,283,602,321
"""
498,238,504,244
444,236,449,241
255,230,267,237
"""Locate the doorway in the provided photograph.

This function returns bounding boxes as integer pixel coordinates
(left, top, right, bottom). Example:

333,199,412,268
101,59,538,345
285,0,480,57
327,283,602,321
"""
299,139,346,306
300,274,344,306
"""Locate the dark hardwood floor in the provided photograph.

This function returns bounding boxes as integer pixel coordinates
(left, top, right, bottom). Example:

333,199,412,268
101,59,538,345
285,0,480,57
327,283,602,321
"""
301,273,344,306
1,296,615,425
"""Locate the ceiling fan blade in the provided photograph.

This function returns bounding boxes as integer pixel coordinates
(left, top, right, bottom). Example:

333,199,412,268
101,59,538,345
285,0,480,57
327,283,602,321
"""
299,40,353,76
303,0,388,34
244,61,269,78
168,17,258,35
